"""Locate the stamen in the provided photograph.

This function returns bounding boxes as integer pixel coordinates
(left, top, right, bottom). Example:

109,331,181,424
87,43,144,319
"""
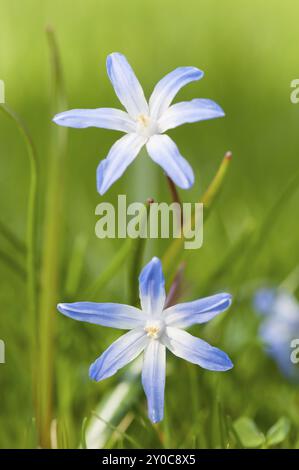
137,114,150,127
136,114,159,138
144,319,165,339
145,325,161,339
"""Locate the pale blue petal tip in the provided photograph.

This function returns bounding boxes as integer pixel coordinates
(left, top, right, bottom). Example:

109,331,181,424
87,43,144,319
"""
57,303,65,313
150,412,163,424
89,362,98,381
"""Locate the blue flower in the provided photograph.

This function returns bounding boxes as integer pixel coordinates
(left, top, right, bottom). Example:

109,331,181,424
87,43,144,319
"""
53,52,225,195
58,257,233,423
253,288,277,316
253,288,299,379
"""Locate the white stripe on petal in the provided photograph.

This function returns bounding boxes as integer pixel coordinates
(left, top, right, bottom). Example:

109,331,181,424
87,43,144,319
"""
142,340,166,423
89,328,148,381
146,135,194,189
97,133,146,195
106,52,149,119
158,99,225,133
57,302,145,330
149,67,203,120
53,108,136,133
139,257,166,316
163,327,233,371
164,293,232,329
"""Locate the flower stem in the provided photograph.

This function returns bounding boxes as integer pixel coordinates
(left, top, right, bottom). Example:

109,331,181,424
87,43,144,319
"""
201,151,232,213
128,198,154,306
162,151,233,275
164,261,186,308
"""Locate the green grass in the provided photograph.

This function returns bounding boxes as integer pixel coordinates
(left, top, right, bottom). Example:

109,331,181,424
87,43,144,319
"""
0,0,299,449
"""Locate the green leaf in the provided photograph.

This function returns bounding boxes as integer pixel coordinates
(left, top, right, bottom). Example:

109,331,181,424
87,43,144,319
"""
266,417,290,447
233,417,265,448
57,418,70,449
80,417,88,450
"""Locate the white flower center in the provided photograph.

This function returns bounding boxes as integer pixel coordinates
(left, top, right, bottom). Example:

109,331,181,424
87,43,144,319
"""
144,319,165,339
136,114,159,139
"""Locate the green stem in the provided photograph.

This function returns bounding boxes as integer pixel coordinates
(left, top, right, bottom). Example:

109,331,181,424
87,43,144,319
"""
162,151,233,275
201,151,232,212
0,103,38,412
37,27,68,448
164,261,186,308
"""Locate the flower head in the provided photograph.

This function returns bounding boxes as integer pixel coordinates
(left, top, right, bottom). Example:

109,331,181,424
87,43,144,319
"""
58,257,233,423
53,53,225,195
254,288,299,380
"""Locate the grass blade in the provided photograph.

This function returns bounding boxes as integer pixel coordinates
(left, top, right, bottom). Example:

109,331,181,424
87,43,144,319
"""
37,26,68,448
0,103,38,422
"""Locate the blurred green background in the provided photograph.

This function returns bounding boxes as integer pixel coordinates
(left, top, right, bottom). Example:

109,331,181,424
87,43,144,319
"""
1,0,299,449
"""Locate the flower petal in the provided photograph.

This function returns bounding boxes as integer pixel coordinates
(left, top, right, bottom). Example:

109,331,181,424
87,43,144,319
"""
89,328,148,381
139,257,166,316
253,288,277,316
164,293,232,329
142,340,166,423
97,133,146,195
164,327,233,371
149,66,203,119
158,99,225,132
106,52,149,118
52,108,136,133
57,302,145,330
146,135,194,189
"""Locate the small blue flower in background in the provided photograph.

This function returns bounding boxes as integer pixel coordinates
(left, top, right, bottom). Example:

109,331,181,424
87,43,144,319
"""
58,257,233,423
253,288,277,316
254,288,299,379
53,52,224,195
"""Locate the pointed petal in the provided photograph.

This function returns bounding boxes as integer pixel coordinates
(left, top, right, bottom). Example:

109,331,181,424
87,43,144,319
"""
89,328,148,381
142,340,166,423
164,293,232,328
57,302,145,330
146,135,194,189
106,52,149,118
139,257,166,316
164,327,233,371
158,99,225,132
52,108,136,132
149,66,203,119
97,133,146,195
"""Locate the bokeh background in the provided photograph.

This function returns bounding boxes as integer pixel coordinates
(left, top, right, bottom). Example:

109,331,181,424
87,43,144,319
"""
1,0,299,448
